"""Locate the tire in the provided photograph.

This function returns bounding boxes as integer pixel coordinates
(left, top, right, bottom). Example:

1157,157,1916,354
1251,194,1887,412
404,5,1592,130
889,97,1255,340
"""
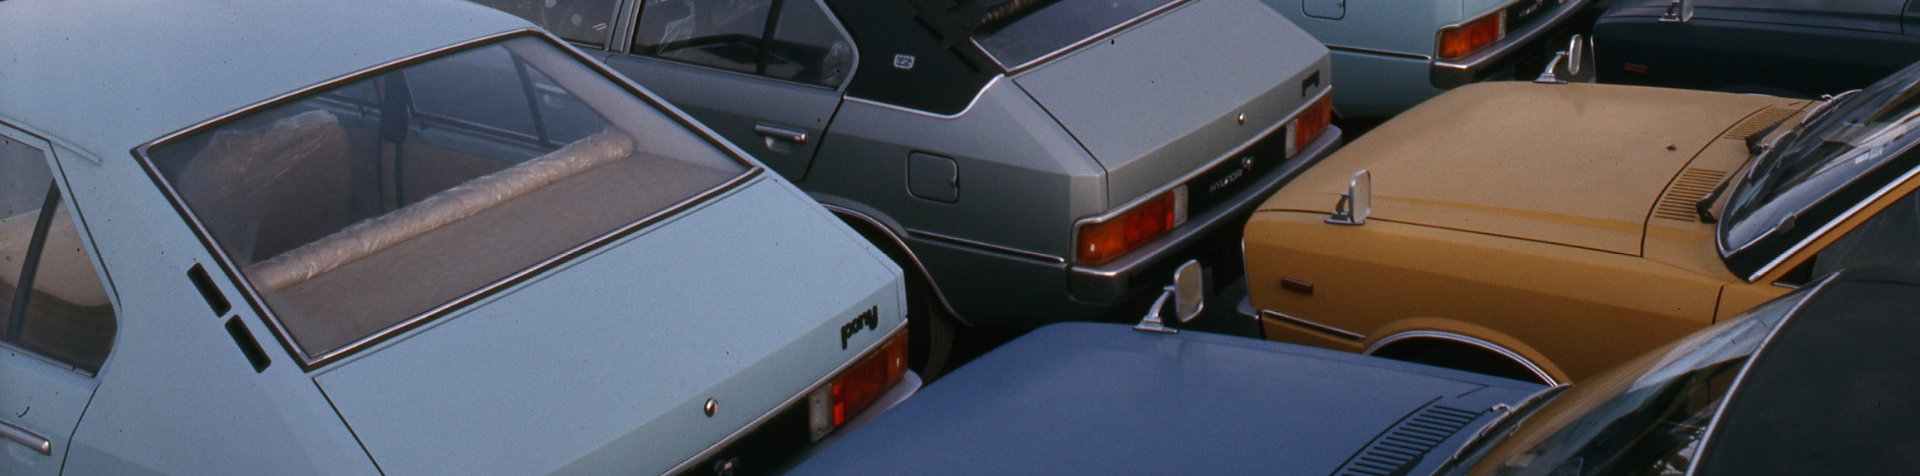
906,277,957,381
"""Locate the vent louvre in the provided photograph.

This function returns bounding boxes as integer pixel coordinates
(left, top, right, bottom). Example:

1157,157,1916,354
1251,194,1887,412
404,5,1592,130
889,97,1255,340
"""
1722,107,1799,141
1655,168,1728,221
1333,404,1481,476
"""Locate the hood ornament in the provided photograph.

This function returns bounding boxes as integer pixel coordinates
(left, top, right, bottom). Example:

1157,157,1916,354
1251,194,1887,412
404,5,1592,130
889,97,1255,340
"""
1326,169,1370,225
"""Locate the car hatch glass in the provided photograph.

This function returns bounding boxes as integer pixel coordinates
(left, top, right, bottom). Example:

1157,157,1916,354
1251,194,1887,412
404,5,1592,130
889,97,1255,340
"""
970,0,1180,70
142,35,748,365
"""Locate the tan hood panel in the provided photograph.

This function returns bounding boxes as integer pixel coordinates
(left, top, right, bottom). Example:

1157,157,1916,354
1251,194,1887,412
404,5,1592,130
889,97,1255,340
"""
1262,83,1794,255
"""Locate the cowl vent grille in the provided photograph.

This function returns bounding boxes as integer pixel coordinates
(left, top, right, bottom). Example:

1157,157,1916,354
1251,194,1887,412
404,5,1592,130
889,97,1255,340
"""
1722,107,1799,141
1333,404,1481,476
1655,168,1727,222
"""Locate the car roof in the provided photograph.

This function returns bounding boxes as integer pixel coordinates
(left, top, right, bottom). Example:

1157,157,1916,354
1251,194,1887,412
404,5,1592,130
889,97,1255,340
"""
1695,268,1920,475
0,0,531,158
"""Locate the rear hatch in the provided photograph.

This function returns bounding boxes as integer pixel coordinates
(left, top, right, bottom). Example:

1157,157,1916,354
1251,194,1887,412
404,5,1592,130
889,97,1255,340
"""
311,180,903,476
1004,0,1331,208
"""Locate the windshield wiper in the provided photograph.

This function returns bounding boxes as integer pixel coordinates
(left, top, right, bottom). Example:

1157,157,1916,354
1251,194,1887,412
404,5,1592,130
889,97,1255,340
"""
1436,384,1571,474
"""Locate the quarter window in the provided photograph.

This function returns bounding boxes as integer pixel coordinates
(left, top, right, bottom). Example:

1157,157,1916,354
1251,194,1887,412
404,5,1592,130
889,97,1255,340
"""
0,136,117,373
633,0,854,88
471,0,625,48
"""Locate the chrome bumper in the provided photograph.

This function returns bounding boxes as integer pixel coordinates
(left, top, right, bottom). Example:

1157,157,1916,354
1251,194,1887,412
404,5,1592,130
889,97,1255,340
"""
1066,126,1343,304
1430,0,1594,89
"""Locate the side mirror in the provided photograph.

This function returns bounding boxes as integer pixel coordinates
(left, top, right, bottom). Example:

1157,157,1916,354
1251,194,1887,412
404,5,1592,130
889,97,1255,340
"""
1534,35,1596,84
1326,169,1370,225
1135,260,1206,334
1659,0,1693,23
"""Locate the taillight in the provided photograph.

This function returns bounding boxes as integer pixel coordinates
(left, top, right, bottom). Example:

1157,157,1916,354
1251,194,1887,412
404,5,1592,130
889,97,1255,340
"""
1287,94,1333,158
807,331,908,441
1438,12,1503,60
1076,186,1188,265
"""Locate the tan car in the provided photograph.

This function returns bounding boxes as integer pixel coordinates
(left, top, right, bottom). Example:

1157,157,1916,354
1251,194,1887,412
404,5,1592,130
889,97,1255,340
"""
1244,65,1920,384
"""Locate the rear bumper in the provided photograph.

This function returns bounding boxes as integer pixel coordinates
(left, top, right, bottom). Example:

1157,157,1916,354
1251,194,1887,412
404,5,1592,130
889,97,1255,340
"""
1430,0,1594,88
1067,125,1343,304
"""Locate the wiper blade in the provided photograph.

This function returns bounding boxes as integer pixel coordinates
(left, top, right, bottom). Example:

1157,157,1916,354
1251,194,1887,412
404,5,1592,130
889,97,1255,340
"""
1437,384,1570,474
1800,89,1862,126
1696,173,1732,223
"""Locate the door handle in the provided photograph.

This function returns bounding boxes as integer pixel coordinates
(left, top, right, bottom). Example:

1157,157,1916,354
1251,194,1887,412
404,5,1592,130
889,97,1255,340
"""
0,420,51,455
754,124,808,144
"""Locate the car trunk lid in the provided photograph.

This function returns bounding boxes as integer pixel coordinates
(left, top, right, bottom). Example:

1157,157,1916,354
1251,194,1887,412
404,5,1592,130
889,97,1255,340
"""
1010,0,1330,208
311,181,903,476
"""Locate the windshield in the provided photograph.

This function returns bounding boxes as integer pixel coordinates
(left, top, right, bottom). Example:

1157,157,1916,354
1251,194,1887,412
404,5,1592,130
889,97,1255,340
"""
970,0,1180,70
1719,62,1920,257
1473,283,1815,476
143,35,747,364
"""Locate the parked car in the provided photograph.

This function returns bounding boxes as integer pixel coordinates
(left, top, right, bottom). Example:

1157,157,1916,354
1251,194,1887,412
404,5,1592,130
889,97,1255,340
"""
1594,0,1920,98
473,0,1342,375
0,0,914,474
1266,0,1593,117
786,268,1918,475
1242,61,1920,384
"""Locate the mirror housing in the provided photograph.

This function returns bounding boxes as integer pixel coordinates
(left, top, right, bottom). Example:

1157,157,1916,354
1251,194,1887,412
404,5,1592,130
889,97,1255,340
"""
1326,169,1370,225
1134,260,1206,334
1660,0,1692,23
1534,35,1596,84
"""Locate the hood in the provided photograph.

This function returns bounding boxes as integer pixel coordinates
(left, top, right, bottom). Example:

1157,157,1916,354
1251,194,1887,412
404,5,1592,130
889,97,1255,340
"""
310,180,904,476
1012,0,1330,207
1261,82,1792,255
786,322,1543,475
1605,0,1904,32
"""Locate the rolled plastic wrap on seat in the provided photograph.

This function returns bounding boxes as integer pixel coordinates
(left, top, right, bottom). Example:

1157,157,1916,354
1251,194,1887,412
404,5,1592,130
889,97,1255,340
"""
176,110,350,261
249,130,635,291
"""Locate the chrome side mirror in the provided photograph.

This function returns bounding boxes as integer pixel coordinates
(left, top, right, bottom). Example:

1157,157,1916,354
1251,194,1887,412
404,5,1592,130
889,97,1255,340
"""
1535,35,1596,84
1659,0,1692,23
1326,169,1370,225
1135,260,1205,334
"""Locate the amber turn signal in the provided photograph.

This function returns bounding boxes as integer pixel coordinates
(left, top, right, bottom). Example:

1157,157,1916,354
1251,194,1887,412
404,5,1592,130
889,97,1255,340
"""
1438,13,1504,60
1292,94,1333,157
1077,187,1188,265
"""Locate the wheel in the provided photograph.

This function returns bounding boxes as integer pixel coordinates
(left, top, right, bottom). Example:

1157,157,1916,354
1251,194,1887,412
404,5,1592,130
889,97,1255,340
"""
1376,342,1548,385
906,278,957,381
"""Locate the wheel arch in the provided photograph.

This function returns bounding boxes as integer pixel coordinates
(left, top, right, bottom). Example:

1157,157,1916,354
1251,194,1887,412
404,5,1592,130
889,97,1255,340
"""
1363,323,1564,385
817,200,973,327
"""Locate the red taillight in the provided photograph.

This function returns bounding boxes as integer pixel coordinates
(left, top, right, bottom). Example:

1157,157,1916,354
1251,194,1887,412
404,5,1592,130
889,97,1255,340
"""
1289,94,1333,157
1076,187,1188,265
1438,12,1503,60
807,332,908,441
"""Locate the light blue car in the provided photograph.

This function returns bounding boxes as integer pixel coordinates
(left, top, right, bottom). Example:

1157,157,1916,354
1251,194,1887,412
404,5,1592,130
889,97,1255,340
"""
0,0,913,474
1271,0,1593,116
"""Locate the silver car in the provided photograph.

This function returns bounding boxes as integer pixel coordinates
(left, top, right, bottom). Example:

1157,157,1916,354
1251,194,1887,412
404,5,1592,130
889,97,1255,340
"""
0,0,912,474
479,0,1342,374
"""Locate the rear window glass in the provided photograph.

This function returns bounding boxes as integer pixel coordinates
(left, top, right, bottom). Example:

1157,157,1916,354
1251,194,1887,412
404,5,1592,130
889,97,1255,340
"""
143,35,747,363
971,0,1179,70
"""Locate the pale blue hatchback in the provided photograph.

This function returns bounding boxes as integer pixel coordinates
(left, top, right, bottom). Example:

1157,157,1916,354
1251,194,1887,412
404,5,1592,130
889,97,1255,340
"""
0,0,914,474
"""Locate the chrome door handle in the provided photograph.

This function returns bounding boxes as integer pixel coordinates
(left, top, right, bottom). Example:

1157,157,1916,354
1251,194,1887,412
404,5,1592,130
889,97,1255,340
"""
0,420,50,455
753,124,808,144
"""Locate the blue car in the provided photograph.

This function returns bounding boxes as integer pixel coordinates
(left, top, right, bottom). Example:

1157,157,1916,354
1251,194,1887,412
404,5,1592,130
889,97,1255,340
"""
788,268,1919,475
0,0,913,474
1595,0,1920,97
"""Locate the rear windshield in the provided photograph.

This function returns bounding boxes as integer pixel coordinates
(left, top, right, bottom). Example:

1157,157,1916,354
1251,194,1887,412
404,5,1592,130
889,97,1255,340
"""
144,35,747,363
971,0,1180,70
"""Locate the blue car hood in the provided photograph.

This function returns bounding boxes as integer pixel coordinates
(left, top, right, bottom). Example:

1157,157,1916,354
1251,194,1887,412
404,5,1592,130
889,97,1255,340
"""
789,322,1543,475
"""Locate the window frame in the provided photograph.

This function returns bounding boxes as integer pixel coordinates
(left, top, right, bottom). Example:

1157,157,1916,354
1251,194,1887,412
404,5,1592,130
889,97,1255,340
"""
130,29,762,371
0,126,120,376
624,0,860,92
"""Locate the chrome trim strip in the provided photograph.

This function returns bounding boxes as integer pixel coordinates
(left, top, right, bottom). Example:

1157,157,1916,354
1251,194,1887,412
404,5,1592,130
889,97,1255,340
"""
907,229,1066,264
1364,330,1559,385
1683,273,1836,476
129,29,765,370
1327,45,1432,61
843,75,1004,120
1259,309,1365,341
824,204,976,327
1070,88,1333,263
972,0,1192,73
662,324,910,475
1738,162,1920,283
0,419,51,455
1430,0,1593,88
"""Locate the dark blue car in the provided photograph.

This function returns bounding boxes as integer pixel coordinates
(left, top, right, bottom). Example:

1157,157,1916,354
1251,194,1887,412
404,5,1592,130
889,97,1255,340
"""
1594,0,1920,97
787,269,1920,475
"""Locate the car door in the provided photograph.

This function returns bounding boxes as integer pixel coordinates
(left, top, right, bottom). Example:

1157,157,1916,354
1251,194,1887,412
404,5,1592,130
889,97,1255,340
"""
0,127,119,476
601,0,853,181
